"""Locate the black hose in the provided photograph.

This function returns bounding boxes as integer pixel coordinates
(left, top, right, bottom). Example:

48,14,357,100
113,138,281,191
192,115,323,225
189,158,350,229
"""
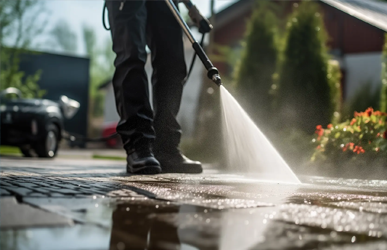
182,33,206,85
63,131,118,143
102,2,111,31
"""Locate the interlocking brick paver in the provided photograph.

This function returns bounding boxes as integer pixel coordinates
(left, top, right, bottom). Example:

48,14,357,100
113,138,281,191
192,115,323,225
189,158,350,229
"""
5,187,33,196
0,189,11,195
49,193,68,197
0,158,148,200
17,183,40,189
29,193,48,197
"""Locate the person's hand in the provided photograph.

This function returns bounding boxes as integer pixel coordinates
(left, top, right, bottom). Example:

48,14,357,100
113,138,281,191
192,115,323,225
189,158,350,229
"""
182,1,212,33
187,5,204,28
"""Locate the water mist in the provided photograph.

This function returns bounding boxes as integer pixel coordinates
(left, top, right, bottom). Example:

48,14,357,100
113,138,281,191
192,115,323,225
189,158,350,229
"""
220,86,301,184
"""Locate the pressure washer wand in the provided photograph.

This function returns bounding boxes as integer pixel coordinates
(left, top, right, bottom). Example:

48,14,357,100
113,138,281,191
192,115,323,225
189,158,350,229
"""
165,0,222,86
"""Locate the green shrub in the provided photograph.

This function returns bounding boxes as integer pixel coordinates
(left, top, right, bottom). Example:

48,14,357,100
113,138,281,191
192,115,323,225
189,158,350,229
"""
277,1,332,133
0,49,45,98
343,82,380,120
328,60,342,124
234,1,278,128
380,34,387,113
312,107,387,161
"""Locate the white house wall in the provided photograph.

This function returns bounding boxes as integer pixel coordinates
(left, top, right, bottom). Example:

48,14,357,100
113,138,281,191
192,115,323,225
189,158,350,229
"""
344,52,382,99
103,84,120,124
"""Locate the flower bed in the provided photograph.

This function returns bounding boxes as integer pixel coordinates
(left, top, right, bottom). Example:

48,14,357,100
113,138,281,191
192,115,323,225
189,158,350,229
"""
305,108,387,179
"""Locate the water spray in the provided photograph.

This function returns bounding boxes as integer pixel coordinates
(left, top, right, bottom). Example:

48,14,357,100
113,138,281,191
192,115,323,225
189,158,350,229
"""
165,0,223,86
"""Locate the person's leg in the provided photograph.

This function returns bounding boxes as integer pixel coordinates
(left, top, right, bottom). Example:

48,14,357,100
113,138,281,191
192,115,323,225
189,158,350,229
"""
145,0,184,153
146,0,202,173
107,0,160,174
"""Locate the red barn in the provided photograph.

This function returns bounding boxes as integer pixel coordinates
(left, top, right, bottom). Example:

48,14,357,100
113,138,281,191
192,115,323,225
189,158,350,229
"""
213,0,387,99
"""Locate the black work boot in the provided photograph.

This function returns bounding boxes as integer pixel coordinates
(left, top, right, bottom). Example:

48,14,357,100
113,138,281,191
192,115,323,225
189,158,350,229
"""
126,143,161,175
155,149,203,174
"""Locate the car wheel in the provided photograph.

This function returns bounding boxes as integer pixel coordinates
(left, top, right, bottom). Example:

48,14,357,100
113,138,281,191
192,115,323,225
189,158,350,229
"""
19,145,33,157
35,124,59,158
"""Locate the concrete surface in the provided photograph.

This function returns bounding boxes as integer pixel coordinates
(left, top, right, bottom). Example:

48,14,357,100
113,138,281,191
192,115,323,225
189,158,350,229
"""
0,197,72,228
1,156,387,250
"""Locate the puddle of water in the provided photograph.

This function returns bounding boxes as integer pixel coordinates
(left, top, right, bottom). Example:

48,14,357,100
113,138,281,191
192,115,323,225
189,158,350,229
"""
24,198,118,228
272,204,387,237
0,225,110,250
108,201,386,250
9,175,387,250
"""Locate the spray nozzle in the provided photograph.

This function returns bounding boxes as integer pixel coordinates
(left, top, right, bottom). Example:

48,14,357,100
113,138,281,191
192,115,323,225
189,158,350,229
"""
207,67,222,86
212,74,222,86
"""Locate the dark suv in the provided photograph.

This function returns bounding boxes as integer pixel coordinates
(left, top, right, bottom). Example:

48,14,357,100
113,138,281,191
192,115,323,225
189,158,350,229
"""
0,87,80,158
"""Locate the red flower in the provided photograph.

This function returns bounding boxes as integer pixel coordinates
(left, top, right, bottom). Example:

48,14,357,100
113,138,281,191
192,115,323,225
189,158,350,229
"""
377,133,381,137
365,107,374,117
342,142,355,152
315,125,324,139
327,124,333,129
374,111,382,116
353,146,365,154
350,118,356,125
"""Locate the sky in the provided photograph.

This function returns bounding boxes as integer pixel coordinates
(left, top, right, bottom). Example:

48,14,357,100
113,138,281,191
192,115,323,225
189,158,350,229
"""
42,0,235,56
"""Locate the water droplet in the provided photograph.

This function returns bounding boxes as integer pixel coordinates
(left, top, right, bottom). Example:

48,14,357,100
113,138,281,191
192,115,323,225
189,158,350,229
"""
351,236,356,243
206,219,210,223
95,204,99,208
126,207,130,211
93,196,96,199
204,209,208,213
155,205,159,209
117,242,125,250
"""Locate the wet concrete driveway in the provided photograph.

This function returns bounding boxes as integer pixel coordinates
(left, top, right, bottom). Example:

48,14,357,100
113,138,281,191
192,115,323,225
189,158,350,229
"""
1,157,387,250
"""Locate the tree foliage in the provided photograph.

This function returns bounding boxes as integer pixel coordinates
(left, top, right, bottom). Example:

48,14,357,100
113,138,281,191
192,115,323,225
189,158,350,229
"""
277,2,332,133
0,0,46,98
49,19,78,54
82,25,115,117
234,1,278,127
381,34,387,113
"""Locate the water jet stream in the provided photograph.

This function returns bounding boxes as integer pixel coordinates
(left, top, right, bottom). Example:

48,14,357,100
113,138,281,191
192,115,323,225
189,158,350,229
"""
220,86,301,184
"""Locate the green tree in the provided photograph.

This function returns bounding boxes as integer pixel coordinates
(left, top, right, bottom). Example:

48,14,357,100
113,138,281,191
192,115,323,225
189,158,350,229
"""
50,19,78,54
277,1,332,133
82,24,114,117
0,0,46,97
234,1,279,127
328,60,342,123
380,34,387,113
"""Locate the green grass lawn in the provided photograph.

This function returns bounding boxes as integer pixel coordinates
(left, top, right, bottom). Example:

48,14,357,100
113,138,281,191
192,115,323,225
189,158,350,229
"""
0,146,22,156
92,155,126,161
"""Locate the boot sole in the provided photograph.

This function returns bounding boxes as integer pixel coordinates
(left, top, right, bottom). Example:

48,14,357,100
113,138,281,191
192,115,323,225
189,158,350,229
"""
127,165,162,175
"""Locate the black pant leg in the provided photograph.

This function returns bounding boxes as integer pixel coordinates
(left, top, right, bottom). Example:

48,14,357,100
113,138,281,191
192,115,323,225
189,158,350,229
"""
107,0,155,148
146,0,186,153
